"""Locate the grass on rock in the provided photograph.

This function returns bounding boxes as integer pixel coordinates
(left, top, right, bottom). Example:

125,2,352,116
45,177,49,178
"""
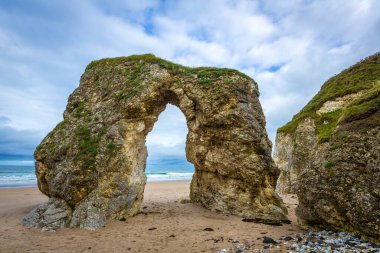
278,52,380,142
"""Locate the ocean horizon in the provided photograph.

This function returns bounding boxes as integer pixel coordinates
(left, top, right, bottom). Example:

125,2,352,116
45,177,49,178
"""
0,163,194,188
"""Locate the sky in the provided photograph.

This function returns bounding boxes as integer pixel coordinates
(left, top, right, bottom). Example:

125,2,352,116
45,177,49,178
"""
0,0,379,166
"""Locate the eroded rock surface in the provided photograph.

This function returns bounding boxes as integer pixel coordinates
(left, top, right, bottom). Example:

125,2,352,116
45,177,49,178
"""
23,54,288,230
274,118,317,194
274,52,380,242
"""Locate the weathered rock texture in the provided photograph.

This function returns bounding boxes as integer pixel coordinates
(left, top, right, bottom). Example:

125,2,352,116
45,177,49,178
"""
274,52,380,242
23,54,288,230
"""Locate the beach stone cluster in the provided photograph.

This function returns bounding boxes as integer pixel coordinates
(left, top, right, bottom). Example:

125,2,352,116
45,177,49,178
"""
22,54,288,230
218,230,380,252
274,52,380,243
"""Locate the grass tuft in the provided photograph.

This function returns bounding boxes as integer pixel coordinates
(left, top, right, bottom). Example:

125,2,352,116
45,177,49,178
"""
74,126,99,170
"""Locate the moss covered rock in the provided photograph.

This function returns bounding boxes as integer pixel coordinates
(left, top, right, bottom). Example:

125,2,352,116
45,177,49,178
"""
274,52,380,243
23,54,288,230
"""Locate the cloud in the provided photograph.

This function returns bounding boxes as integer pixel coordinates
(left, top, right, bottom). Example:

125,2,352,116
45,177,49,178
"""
0,116,10,124
0,125,41,157
146,105,190,167
0,0,379,165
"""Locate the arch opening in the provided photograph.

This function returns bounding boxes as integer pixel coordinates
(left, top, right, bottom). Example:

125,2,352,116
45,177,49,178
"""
145,104,194,182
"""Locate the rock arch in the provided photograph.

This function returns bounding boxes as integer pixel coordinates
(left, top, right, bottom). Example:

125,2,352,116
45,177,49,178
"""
22,54,288,230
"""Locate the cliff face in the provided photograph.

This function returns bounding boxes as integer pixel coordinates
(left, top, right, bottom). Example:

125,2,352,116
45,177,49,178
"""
274,52,380,242
22,54,288,230
274,118,317,193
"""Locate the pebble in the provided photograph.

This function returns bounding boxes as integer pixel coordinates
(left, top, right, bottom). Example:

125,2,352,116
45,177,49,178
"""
262,236,277,244
41,227,55,232
218,230,380,253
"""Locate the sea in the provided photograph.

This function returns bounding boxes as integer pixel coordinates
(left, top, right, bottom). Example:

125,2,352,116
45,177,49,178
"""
0,164,194,188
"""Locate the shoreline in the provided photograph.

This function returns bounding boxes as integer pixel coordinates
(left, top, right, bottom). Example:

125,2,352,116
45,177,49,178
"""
0,179,193,189
0,184,38,189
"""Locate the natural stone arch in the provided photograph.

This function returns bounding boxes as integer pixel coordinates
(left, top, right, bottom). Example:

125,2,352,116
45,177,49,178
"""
22,54,288,230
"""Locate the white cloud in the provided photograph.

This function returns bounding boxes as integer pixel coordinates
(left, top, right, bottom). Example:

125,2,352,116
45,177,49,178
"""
146,105,188,161
0,0,379,161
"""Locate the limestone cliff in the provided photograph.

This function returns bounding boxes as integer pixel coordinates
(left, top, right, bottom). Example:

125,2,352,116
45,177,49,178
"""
274,52,380,242
22,54,288,230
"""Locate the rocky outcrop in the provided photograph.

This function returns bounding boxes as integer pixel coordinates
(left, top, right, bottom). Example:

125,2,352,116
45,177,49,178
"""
274,52,380,242
23,54,288,230
274,118,317,194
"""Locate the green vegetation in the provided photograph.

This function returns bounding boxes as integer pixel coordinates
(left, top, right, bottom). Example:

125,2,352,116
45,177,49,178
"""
74,126,99,170
329,143,340,151
278,53,380,141
324,160,334,169
114,91,128,101
85,53,250,82
45,121,65,139
106,143,116,151
73,102,87,118
196,68,242,86
339,81,380,123
315,109,342,142
85,54,186,74
85,54,252,103
113,86,144,101
324,160,335,176
35,121,66,155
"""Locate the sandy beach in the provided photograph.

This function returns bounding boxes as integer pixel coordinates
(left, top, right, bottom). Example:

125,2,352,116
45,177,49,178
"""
0,181,302,253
